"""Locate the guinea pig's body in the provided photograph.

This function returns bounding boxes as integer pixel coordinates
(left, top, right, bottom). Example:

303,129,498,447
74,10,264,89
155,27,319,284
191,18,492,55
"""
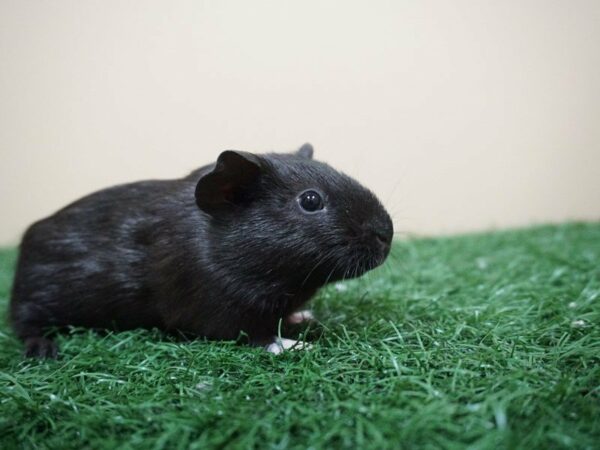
10,145,393,357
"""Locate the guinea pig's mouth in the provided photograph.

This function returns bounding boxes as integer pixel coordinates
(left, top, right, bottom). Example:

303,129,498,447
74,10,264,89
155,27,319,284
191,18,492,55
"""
328,245,390,282
355,252,389,277
332,219,393,281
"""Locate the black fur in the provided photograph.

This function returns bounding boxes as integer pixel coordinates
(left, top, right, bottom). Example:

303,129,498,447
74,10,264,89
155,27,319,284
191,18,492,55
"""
9,144,393,357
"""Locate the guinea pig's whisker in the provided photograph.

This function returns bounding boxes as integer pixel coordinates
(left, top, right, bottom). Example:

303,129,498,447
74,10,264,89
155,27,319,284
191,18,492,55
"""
325,259,344,286
300,249,335,288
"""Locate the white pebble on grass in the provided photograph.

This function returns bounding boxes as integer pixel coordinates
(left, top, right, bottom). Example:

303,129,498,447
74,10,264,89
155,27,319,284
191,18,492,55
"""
266,338,312,354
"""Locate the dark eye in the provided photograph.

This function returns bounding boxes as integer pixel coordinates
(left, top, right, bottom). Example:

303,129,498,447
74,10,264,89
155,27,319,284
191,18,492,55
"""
298,190,324,212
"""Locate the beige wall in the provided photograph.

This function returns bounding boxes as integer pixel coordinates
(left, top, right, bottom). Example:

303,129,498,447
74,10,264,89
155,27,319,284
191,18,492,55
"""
1,0,599,245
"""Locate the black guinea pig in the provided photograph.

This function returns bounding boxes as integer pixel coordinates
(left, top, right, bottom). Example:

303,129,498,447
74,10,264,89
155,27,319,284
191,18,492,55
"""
9,144,393,358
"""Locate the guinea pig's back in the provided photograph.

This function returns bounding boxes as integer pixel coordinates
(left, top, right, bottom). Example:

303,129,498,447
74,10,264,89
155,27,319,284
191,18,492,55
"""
9,179,189,335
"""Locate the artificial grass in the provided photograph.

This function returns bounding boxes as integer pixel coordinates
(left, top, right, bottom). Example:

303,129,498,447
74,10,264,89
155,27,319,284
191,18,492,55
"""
0,223,599,450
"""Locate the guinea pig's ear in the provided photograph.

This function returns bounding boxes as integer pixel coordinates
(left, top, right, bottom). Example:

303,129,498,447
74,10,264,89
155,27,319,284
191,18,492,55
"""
195,151,262,212
296,143,314,159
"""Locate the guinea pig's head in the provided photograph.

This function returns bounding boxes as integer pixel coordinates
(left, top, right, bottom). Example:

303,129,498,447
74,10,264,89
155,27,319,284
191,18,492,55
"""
195,144,393,288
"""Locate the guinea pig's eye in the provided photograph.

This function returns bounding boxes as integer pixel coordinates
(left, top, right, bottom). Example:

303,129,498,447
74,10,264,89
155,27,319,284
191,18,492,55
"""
298,190,324,212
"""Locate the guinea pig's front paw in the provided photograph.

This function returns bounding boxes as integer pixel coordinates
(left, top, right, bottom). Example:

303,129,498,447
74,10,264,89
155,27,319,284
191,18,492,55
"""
265,337,312,354
286,310,315,325
24,337,58,359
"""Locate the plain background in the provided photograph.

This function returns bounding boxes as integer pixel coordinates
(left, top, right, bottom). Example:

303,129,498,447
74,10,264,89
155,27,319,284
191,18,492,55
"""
1,0,599,245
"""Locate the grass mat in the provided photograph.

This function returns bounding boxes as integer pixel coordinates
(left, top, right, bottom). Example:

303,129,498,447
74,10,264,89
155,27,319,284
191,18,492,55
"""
1,223,599,449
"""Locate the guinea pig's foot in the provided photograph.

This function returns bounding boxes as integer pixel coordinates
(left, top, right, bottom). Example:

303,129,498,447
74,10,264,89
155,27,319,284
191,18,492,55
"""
24,337,58,359
286,310,315,325
265,337,312,354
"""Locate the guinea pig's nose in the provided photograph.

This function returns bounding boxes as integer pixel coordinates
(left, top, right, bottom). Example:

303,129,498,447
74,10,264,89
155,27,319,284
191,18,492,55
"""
374,230,391,246
371,217,394,249
369,220,394,248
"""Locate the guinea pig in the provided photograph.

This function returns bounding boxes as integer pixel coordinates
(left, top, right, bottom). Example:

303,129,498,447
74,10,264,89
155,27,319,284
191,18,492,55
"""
9,144,393,358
